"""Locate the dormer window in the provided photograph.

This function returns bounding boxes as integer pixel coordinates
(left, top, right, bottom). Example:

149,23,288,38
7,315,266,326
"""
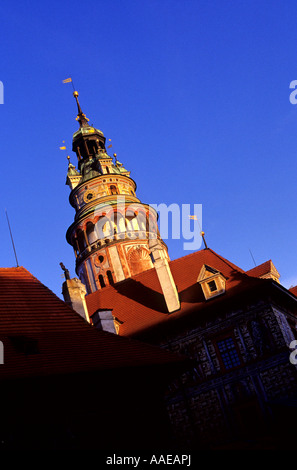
207,280,217,293
197,264,226,300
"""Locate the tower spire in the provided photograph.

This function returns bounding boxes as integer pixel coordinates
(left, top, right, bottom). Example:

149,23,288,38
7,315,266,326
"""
65,91,170,295
73,91,89,128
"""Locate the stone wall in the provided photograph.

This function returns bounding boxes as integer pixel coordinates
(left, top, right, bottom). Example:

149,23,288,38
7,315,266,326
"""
160,299,297,448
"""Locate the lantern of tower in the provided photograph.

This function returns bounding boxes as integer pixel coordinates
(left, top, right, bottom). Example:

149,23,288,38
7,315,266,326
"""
65,91,169,294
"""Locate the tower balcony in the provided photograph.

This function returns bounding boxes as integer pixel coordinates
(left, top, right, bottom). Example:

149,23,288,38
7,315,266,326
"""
75,230,161,265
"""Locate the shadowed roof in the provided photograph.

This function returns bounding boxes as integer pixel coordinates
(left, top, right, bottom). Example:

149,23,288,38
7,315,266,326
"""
0,267,185,380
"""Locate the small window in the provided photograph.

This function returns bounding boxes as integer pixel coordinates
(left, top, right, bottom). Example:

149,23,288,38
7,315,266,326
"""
208,280,217,292
216,337,241,370
197,264,226,300
99,274,105,288
109,185,118,195
106,270,114,286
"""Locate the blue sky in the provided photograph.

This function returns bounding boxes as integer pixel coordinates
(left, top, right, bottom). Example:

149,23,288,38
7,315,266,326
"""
0,0,297,298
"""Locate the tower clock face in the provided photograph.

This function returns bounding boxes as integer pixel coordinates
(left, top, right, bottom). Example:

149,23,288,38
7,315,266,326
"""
83,190,96,203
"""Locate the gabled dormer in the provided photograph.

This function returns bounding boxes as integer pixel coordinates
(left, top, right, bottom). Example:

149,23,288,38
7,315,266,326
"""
246,260,280,283
197,264,226,300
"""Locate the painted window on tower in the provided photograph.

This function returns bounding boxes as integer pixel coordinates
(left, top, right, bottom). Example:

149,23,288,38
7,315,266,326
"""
109,185,118,195
128,246,153,276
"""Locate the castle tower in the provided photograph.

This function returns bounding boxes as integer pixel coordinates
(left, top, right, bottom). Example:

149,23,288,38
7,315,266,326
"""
65,91,170,295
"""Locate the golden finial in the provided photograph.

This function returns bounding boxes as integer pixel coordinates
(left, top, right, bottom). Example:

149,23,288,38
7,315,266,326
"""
200,231,208,249
72,90,89,127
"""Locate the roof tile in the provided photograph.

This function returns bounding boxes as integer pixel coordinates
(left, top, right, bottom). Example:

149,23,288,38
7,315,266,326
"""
0,267,185,379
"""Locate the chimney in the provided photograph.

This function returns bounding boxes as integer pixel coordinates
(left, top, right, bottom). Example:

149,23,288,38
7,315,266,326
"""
62,277,90,322
92,309,116,334
148,237,180,313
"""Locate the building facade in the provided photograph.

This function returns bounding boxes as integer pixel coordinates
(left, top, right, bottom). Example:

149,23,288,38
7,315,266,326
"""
85,249,297,449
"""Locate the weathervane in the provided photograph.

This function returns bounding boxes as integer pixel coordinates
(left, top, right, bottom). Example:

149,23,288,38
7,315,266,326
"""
62,77,75,91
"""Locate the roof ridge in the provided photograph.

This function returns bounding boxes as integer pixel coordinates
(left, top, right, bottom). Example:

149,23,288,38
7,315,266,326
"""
0,266,90,326
246,259,272,272
205,248,245,273
0,266,27,271
169,248,208,264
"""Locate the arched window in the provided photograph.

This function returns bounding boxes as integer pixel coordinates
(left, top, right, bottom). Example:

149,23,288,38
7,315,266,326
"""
137,212,147,231
106,270,114,286
86,222,97,244
126,213,139,231
146,214,156,233
114,213,126,234
95,216,111,238
102,220,112,237
99,275,106,288
76,230,86,253
109,185,118,195
132,216,139,230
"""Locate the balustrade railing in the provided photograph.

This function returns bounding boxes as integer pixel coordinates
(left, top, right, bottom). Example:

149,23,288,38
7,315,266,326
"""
76,230,158,261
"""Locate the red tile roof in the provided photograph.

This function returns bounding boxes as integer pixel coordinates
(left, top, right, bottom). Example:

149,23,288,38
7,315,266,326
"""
86,248,268,338
246,260,279,279
0,267,185,379
289,286,297,297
